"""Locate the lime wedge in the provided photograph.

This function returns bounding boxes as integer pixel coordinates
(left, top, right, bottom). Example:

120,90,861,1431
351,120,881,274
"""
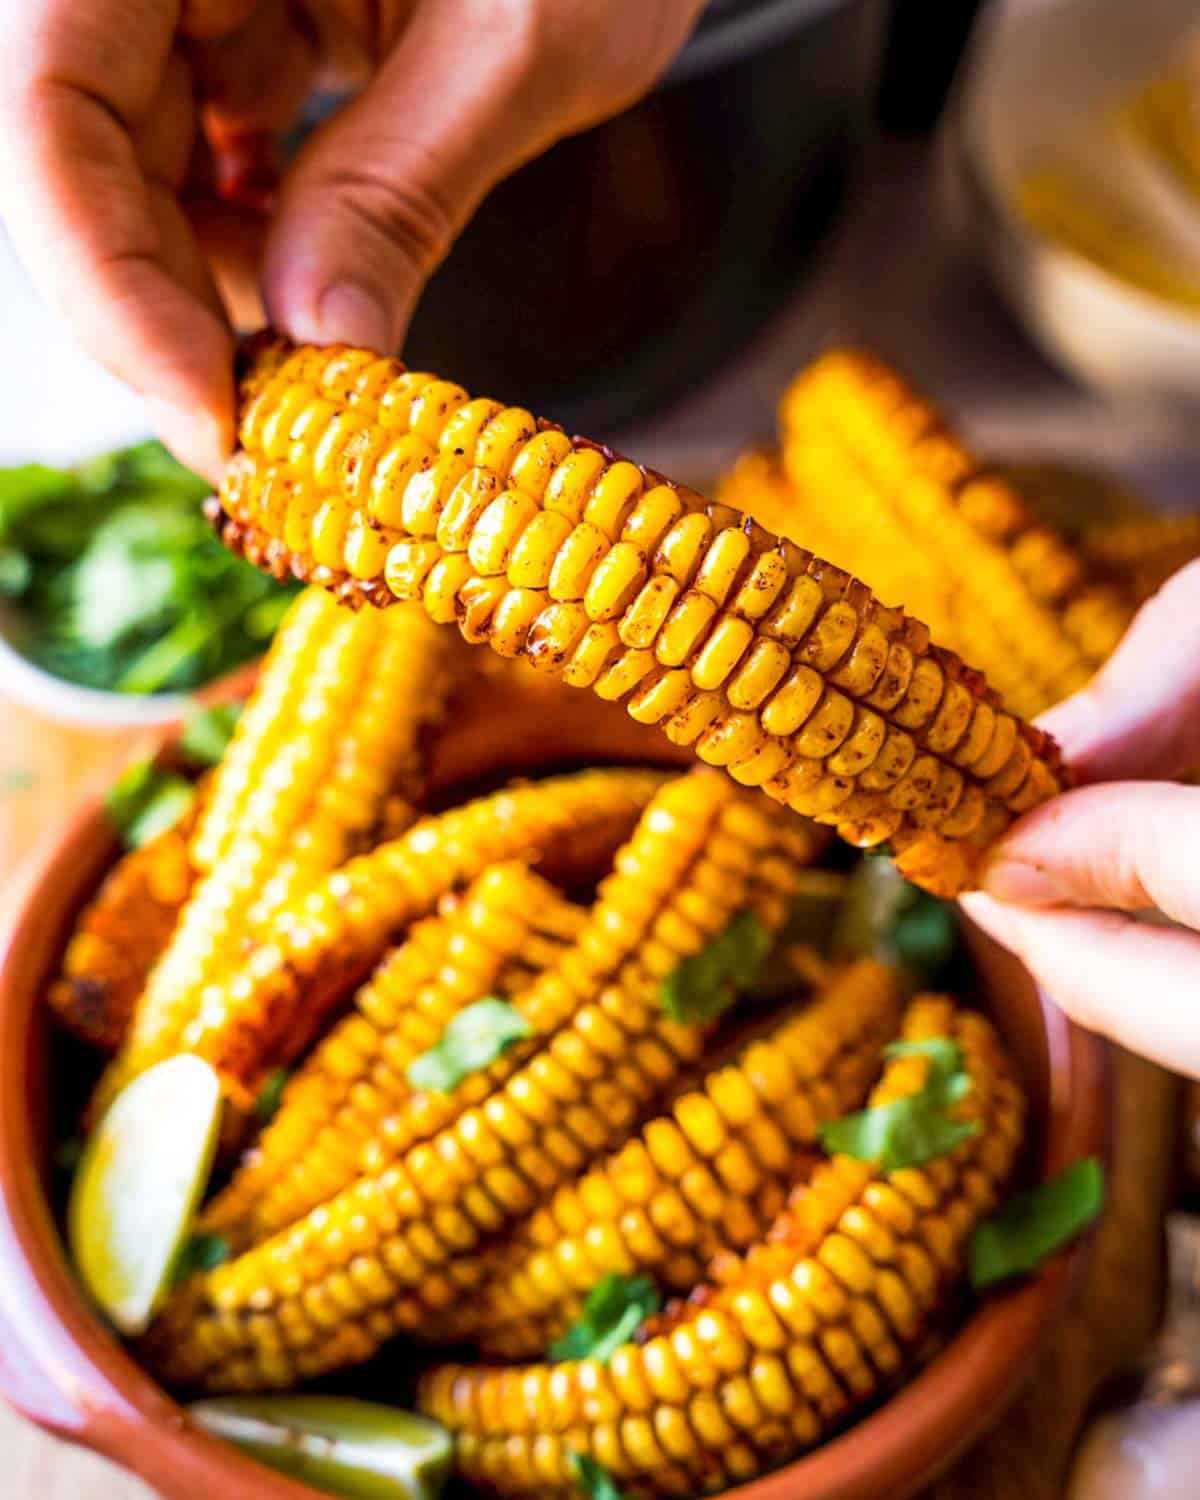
68,1054,222,1336
190,1397,453,1500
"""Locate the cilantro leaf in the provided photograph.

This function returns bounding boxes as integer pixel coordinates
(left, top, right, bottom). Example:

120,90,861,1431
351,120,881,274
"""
550,1273,661,1365
254,1068,290,1124
172,1232,231,1286
569,1453,626,1500
833,857,959,987
104,761,195,849
819,1036,978,1171
659,908,772,1025
969,1157,1105,1290
406,998,532,1094
181,702,243,767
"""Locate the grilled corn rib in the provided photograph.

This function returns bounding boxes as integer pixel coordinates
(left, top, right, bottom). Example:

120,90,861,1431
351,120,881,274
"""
45,785,202,1052
1082,511,1200,603
209,336,1071,898
459,960,903,1358
88,593,457,1122
352,773,822,1182
776,351,1137,719
162,769,667,1113
143,782,820,1391
418,998,1025,1499
200,862,586,1247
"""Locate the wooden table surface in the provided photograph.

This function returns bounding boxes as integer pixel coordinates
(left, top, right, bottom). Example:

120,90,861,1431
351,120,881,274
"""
0,690,1181,1499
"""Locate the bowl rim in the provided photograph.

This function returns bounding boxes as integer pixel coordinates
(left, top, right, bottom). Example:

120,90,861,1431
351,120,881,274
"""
0,726,1110,1500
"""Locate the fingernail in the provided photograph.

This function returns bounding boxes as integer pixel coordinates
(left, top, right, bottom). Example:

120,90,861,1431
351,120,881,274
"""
144,399,229,485
308,281,395,353
978,859,1070,906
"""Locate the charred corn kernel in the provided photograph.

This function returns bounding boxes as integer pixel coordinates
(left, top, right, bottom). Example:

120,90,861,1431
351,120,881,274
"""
45,782,203,1052
88,596,458,1122
765,350,1139,717
465,961,901,1356
200,864,584,1248
137,769,666,1122
214,337,1072,897
143,781,822,1390
417,998,1024,1498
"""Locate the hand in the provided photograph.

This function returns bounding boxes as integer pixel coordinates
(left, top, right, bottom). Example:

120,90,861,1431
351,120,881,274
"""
960,558,1200,1075
0,1,703,479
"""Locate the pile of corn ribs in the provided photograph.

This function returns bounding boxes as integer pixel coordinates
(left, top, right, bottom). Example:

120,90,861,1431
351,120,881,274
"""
50,342,1180,1498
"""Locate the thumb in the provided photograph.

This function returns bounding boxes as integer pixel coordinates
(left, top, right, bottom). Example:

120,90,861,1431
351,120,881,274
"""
262,3,567,353
1038,557,1200,783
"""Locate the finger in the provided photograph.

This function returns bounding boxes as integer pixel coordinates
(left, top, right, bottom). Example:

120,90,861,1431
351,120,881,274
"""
978,780,1200,929
262,0,555,352
0,2,233,478
960,893,1200,1077
1039,558,1200,782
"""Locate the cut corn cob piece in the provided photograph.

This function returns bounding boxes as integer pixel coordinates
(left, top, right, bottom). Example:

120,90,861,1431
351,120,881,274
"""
200,862,586,1247
459,959,903,1357
46,782,203,1052
142,783,820,1391
776,350,1137,718
350,773,821,1185
88,593,457,1123
162,769,667,1115
211,336,1071,898
1082,510,1200,603
417,997,1025,1499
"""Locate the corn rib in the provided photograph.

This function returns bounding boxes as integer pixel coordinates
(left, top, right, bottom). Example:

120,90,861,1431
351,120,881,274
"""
200,862,586,1247
88,592,457,1122
457,959,903,1357
417,998,1025,1499
209,336,1071,897
143,779,823,1391
45,785,203,1052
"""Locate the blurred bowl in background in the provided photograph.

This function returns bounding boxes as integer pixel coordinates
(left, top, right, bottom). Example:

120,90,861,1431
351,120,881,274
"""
949,0,1200,430
401,0,892,433
0,609,190,733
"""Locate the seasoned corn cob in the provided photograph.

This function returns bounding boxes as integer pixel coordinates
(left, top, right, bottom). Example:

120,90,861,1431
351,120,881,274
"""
1082,510,1200,603
351,774,821,1182
89,594,457,1120
45,784,203,1052
143,781,819,1391
459,959,902,1357
211,336,1071,897
200,862,586,1247
167,769,667,1111
777,351,1137,718
418,998,1025,1499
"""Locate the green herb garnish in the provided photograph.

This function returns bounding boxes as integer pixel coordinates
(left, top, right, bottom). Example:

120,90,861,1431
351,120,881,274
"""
969,1158,1105,1290
819,1037,978,1171
104,760,195,849
833,857,959,988
550,1273,661,1365
254,1068,290,1124
659,908,772,1025
180,702,243,766
0,442,298,695
406,998,533,1094
569,1452,626,1500
173,1231,231,1285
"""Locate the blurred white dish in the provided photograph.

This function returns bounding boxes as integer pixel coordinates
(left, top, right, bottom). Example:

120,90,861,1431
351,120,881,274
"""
0,606,188,731
951,0,1200,427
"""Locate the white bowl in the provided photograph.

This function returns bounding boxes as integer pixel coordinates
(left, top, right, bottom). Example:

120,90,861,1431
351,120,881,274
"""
951,0,1200,427
0,607,189,731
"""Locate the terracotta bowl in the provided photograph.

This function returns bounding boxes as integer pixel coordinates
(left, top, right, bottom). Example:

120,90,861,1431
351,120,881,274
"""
0,668,1109,1500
